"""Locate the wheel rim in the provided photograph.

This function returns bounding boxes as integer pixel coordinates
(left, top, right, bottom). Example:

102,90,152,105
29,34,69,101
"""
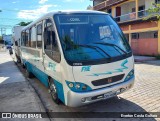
49,80,57,100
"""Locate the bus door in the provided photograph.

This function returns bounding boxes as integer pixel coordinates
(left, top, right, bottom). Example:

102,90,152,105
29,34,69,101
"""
43,18,61,82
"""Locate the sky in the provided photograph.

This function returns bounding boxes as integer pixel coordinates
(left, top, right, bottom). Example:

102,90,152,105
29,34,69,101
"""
0,0,93,35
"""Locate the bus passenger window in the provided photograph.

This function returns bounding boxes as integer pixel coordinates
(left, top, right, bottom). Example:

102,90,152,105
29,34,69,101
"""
31,26,36,48
37,23,42,48
25,30,29,47
21,31,25,46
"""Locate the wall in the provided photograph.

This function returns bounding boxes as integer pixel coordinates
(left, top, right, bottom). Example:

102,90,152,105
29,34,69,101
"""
131,38,158,55
145,0,155,9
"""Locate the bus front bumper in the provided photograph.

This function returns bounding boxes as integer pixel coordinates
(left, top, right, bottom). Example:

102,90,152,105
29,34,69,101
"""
67,77,135,107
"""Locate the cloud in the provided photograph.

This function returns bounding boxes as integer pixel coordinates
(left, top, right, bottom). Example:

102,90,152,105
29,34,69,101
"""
63,0,85,2
12,1,19,4
39,0,48,4
17,5,57,20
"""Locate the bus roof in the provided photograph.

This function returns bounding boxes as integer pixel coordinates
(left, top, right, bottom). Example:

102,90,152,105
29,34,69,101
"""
22,10,108,31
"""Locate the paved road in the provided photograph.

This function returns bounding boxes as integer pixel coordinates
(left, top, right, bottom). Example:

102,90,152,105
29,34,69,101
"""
0,52,50,121
17,57,160,121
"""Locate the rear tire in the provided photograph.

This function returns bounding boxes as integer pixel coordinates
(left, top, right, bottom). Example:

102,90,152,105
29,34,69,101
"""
48,78,60,104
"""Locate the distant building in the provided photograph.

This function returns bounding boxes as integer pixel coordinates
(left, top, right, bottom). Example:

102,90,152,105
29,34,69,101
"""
92,0,160,56
2,34,13,45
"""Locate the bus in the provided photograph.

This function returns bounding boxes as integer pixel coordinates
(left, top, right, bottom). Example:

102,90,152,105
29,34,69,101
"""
20,11,135,107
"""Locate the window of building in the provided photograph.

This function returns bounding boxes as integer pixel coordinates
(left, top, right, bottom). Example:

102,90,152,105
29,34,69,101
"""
37,23,42,48
31,26,36,48
136,31,158,39
132,33,139,39
44,19,60,62
154,32,158,38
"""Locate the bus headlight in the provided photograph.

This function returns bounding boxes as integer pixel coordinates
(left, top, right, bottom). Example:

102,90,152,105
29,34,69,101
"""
75,83,81,89
68,83,74,88
66,80,92,92
124,69,134,82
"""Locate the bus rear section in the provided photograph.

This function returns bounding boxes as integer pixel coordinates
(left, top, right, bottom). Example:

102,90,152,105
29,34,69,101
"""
54,12,135,107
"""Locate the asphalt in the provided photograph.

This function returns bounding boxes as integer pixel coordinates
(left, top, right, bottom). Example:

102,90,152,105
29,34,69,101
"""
0,52,50,121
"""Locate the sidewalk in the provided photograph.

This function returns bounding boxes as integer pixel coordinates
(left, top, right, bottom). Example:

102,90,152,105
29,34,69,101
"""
0,52,49,121
134,56,156,62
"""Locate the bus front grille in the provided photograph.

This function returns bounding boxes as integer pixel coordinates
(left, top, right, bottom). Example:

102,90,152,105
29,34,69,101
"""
91,74,125,86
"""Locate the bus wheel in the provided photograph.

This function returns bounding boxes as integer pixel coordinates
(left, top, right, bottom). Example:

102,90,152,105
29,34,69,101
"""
25,65,33,78
48,78,60,104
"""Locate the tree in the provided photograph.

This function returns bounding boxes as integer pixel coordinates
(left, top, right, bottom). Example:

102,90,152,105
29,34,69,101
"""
144,3,160,21
17,21,32,26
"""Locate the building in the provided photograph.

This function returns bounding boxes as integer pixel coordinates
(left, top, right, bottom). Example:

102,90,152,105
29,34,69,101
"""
92,0,160,56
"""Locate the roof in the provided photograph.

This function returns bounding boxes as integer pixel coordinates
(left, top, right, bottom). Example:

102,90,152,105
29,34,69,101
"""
22,10,108,31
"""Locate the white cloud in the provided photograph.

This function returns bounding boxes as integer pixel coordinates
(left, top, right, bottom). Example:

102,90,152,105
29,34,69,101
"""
39,0,48,4
12,1,19,4
64,0,84,2
17,5,57,20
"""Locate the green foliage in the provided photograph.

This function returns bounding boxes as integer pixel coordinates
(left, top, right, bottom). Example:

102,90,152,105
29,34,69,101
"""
144,3,160,21
17,21,32,26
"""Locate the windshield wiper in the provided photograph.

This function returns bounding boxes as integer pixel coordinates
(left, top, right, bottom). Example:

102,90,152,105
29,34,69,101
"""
77,44,112,58
94,42,127,55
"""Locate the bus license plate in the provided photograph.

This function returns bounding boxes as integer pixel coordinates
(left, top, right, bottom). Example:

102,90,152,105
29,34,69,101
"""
104,91,116,98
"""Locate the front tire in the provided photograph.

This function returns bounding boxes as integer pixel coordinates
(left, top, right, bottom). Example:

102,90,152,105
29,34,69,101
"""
48,78,60,104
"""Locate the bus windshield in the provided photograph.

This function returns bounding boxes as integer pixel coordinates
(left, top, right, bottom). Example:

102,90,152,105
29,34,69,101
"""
54,14,132,64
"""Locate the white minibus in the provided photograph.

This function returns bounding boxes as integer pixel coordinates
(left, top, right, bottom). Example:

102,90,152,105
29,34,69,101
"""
20,11,135,107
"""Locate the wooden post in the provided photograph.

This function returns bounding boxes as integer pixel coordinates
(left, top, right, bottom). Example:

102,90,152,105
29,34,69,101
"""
158,21,160,54
135,0,138,19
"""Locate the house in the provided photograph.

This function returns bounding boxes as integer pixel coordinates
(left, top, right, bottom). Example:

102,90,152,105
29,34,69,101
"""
92,0,160,56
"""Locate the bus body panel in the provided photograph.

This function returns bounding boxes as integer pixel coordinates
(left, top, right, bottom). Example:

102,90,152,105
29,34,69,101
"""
72,56,134,90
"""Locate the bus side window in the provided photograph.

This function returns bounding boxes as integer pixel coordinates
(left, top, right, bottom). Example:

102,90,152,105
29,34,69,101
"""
25,29,29,47
37,23,42,48
31,26,36,48
21,31,25,46
44,19,60,62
